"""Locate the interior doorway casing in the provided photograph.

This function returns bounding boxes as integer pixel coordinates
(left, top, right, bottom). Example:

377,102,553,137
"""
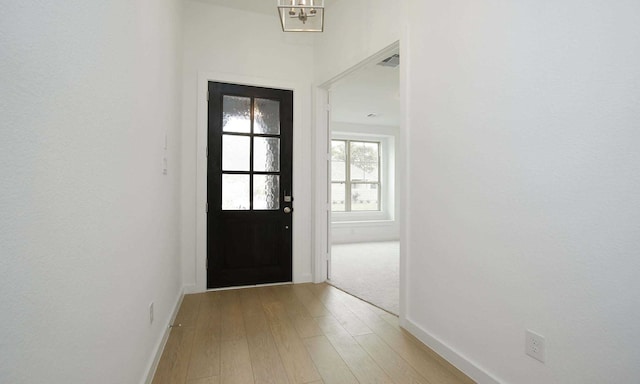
312,41,407,320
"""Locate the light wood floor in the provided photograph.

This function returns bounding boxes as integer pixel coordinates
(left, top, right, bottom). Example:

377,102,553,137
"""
152,283,475,384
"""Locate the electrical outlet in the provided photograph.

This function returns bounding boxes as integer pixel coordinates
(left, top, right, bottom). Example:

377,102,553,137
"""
526,330,546,362
149,302,154,324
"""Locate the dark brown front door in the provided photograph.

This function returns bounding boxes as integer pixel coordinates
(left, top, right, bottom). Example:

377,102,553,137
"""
207,82,293,289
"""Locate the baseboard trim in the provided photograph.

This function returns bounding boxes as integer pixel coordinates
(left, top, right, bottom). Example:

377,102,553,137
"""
403,318,503,384
142,288,184,384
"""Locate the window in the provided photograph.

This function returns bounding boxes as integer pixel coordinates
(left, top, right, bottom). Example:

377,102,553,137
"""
331,140,380,212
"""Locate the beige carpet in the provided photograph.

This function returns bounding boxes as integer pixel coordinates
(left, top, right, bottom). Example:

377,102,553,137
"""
329,241,399,314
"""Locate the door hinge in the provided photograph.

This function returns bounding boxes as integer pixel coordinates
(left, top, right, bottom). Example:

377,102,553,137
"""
206,203,208,213
207,90,210,102
206,146,208,157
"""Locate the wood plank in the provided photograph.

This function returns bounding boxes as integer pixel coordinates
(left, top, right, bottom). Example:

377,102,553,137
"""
361,316,466,384
187,292,222,380
291,284,331,317
314,316,393,384
332,290,386,326
220,338,255,384
269,286,299,313
152,325,196,384
187,377,221,384
219,289,246,341
355,333,431,384
308,285,372,336
271,285,324,338
154,284,473,384
199,291,222,315
259,290,321,384
378,312,402,330
239,289,291,384
238,288,263,317
318,284,472,384
336,291,390,325
401,329,476,384
175,293,203,327
303,335,359,384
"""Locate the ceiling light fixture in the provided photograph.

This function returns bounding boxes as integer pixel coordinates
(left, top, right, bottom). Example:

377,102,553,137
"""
277,0,324,32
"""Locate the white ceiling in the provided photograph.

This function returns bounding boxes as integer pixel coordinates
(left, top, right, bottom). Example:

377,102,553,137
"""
330,56,400,126
193,0,338,16
192,0,399,127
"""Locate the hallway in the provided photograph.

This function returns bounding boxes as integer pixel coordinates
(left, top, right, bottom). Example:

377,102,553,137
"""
4,1,640,383
152,284,472,384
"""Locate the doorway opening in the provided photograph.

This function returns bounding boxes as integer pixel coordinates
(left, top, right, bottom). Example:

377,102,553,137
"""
322,44,401,314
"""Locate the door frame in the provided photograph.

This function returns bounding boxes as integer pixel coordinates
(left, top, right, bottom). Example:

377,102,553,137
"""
312,41,407,320
195,71,312,293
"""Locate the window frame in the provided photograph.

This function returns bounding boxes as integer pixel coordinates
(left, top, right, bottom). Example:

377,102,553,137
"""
330,131,395,224
331,139,381,213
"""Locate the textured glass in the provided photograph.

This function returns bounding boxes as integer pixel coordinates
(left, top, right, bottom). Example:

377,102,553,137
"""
253,175,280,210
350,142,379,182
223,95,251,133
253,137,280,172
222,174,250,210
254,98,280,134
331,183,346,212
351,183,379,211
331,140,346,182
222,135,250,171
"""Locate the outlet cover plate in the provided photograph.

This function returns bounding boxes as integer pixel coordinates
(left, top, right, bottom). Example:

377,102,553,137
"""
526,330,546,362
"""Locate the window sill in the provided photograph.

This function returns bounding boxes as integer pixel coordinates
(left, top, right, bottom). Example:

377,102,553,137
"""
331,219,396,227
331,210,389,222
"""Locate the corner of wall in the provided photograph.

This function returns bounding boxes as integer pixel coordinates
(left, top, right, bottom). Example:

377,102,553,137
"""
295,273,313,284
182,284,198,295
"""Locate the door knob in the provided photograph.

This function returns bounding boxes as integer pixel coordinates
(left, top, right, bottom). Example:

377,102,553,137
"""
283,207,293,214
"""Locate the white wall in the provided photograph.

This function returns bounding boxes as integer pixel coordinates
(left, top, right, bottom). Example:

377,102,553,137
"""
0,1,183,383
181,1,316,291
404,1,640,383
331,122,399,244
314,0,400,84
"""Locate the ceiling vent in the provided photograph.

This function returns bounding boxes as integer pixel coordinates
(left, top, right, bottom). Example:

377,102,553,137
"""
377,54,400,68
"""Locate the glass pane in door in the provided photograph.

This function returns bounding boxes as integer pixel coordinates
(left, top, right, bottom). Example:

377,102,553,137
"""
254,137,280,172
254,98,280,134
223,96,251,133
222,174,250,210
222,135,250,171
253,175,280,210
